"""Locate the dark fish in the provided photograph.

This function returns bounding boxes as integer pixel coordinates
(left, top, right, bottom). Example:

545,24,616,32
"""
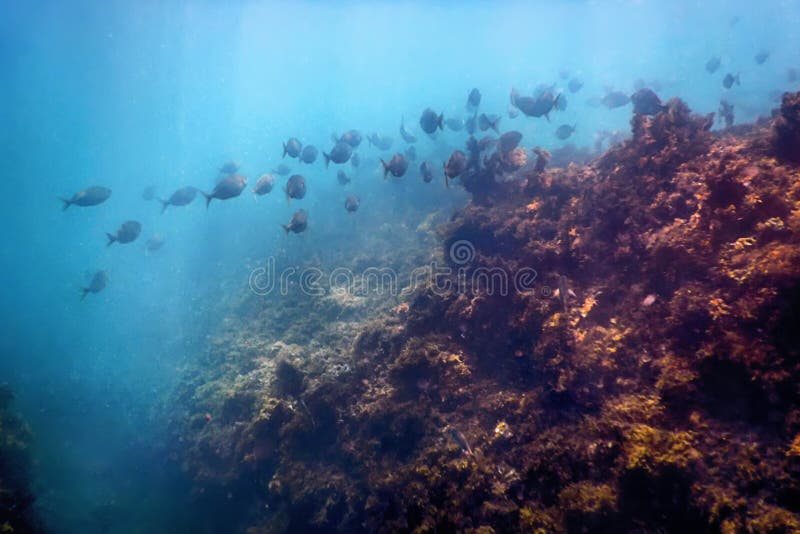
631,88,666,116
755,50,770,65
366,133,393,151
405,145,417,162
555,124,576,140
145,234,164,253
335,130,362,148
81,270,107,300
568,78,584,93
202,174,247,207
337,170,351,185
282,209,308,234
380,153,409,179
465,114,477,134
723,73,740,89
467,88,481,110
141,185,156,201
444,150,467,187
344,195,360,213
498,130,522,152
419,108,444,134
299,145,318,164
718,99,734,128
272,163,291,176
60,186,111,210
350,152,360,168
218,160,239,175
252,174,275,196
705,56,721,74
511,87,561,120
282,138,302,159
445,117,464,131
419,161,435,183
285,175,306,201
399,116,418,143
478,113,500,132
159,186,198,213
323,141,353,168
106,220,141,246
448,427,473,456
602,91,631,108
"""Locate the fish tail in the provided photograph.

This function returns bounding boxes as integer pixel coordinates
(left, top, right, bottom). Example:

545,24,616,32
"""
106,233,116,246
323,152,330,169
437,113,444,131
59,197,71,210
380,159,389,179
282,142,287,158
80,288,89,301
491,117,500,133
158,199,169,214
281,224,290,234
202,191,212,209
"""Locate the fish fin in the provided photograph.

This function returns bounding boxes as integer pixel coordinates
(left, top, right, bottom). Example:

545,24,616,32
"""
380,159,389,179
323,152,330,169
553,288,560,299
568,289,577,298
281,224,290,234
282,142,287,158
80,288,89,301
438,113,444,131
59,197,71,210
201,191,212,208
158,199,169,214
106,233,116,246
545,112,551,123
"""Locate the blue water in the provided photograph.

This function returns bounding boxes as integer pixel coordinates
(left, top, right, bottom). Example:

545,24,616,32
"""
1,1,799,531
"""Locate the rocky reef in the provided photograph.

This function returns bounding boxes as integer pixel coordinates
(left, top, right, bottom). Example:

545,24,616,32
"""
170,93,800,532
0,385,43,533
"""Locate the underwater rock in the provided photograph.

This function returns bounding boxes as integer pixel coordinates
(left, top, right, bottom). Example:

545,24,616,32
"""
772,90,800,164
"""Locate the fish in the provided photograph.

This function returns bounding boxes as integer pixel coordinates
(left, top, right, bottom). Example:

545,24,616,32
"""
141,185,156,201
405,145,417,162
478,113,500,132
218,160,239,175
465,114,477,134
60,186,112,210
145,234,164,253
445,117,464,131
337,170,351,185
323,141,353,168
554,93,568,111
350,152,360,168
718,99,734,128
477,136,497,151
755,50,770,65
399,116,418,143
419,161,435,183
282,209,308,234
282,138,302,159
380,153,409,179
568,78,584,93
252,174,275,196
335,130,362,148
285,174,307,201
81,271,107,300
344,195,360,213
448,427,473,456
467,88,481,110
602,91,631,109
723,73,740,89
511,87,561,120
202,174,247,207
299,145,318,164
419,108,444,134
631,88,666,116
555,124,576,140
444,150,467,187
272,163,291,176
705,56,721,74
498,130,522,152
158,186,198,213
106,220,142,246
553,274,576,313
366,133,393,151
